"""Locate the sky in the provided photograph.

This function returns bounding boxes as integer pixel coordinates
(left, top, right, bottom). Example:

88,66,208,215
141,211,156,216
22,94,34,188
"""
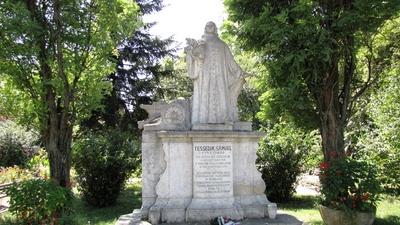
143,0,226,48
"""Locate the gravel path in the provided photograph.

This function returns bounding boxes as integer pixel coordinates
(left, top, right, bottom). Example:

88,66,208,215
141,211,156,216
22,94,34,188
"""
295,173,320,196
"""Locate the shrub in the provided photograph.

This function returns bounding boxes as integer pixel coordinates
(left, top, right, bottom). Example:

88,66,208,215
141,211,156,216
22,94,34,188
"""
26,148,50,180
5,179,73,224
0,149,50,185
353,130,400,196
257,121,320,202
0,121,39,167
0,166,34,184
73,130,139,207
319,157,381,212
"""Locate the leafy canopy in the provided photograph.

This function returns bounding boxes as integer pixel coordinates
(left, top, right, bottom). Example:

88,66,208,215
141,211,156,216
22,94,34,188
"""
0,0,140,127
224,0,400,130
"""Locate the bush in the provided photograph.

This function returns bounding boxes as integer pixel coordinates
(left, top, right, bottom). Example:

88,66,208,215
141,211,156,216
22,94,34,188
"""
0,121,39,167
0,166,34,184
319,158,381,212
26,148,50,180
5,179,73,224
257,121,320,202
0,149,50,185
73,130,139,207
351,126,400,196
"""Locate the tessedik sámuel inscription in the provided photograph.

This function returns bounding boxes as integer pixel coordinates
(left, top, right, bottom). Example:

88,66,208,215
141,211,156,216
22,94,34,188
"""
193,143,233,197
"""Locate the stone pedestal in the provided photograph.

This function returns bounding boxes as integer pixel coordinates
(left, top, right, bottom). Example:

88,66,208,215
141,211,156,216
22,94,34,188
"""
141,124,269,224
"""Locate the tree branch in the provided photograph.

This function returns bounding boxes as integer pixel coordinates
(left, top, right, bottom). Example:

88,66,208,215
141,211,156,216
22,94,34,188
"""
340,35,354,125
72,1,95,96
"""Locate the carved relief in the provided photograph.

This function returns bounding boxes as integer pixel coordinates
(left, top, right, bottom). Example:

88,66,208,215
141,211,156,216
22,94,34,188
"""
162,105,185,124
138,99,190,131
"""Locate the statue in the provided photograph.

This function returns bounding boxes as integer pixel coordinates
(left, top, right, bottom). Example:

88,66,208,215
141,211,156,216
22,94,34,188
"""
185,21,246,127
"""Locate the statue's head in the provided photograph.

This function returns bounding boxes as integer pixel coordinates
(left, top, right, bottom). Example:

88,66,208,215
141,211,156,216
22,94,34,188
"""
204,21,218,36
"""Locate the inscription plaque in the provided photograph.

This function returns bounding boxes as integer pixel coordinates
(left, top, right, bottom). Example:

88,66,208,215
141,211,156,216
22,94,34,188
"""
193,142,233,198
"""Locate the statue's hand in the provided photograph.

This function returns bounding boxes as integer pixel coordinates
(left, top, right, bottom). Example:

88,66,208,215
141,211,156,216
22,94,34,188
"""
198,40,206,46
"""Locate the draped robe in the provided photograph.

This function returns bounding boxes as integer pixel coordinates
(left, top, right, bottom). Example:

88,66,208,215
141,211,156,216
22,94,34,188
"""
186,34,245,125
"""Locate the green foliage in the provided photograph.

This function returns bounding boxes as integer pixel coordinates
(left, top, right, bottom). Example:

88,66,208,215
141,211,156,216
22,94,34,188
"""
0,166,34,184
225,0,400,158
319,158,381,212
0,121,38,167
81,0,175,134
72,130,139,207
0,135,29,168
257,121,320,202
154,57,192,101
26,148,51,180
0,148,50,184
0,0,140,185
237,83,262,130
5,179,73,224
0,0,139,125
345,17,400,196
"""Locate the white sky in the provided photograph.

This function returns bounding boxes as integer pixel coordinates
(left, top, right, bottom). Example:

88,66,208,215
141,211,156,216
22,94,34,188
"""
143,0,226,48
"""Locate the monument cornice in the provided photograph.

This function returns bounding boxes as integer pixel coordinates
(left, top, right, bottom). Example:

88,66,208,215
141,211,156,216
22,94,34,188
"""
156,130,265,139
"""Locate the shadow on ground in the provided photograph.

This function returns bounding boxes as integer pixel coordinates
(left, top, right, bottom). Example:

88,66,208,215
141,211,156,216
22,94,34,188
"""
278,195,319,210
61,184,142,225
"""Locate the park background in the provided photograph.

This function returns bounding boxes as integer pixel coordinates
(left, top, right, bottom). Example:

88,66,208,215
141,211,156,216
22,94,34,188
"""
0,0,399,224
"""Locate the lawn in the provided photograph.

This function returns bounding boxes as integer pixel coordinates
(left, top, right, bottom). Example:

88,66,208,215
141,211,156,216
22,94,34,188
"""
0,182,141,225
279,195,400,225
1,184,399,225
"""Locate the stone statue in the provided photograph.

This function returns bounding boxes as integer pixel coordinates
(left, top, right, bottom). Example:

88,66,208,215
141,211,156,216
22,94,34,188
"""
185,21,245,126
130,22,272,225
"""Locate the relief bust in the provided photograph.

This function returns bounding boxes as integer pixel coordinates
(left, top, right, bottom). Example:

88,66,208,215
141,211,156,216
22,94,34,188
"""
185,21,246,127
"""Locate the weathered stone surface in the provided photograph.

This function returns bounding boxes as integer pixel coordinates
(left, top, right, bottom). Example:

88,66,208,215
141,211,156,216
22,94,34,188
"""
185,21,245,127
143,131,268,224
234,213,304,225
319,205,375,225
138,99,191,131
116,209,142,225
117,211,303,225
141,130,164,219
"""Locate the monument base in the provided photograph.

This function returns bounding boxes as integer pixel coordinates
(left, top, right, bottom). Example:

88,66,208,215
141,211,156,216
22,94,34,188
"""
116,210,304,225
186,197,242,221
141,130,271,224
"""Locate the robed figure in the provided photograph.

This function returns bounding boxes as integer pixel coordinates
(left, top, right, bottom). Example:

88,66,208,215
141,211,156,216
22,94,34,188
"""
185,21,245,126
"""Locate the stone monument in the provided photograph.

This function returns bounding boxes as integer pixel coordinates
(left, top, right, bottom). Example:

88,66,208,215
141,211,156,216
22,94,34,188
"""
138,21,273,224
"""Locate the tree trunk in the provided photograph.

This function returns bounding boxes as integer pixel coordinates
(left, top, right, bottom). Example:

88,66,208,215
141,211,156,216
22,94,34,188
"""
41,82,73,187
27,0,73,187
319,60,345,162
44,115,73,187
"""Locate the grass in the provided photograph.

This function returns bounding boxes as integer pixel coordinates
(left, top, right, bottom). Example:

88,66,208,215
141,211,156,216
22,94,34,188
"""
0,182,142,225
279,195,400,225
1,185,399,225
61,182,142,225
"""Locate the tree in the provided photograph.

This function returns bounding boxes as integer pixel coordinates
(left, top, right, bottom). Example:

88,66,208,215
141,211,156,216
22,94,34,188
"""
350,17,400,195
224,0,400,161
154,57,192,101
0,0,139,186
81,0,175,135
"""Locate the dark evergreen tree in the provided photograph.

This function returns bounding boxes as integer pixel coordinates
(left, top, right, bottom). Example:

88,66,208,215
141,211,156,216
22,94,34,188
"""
82,0,175,135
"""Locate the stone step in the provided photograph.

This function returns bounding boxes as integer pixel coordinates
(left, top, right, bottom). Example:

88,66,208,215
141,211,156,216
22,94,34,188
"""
116,211,305,225
116,209,145,225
